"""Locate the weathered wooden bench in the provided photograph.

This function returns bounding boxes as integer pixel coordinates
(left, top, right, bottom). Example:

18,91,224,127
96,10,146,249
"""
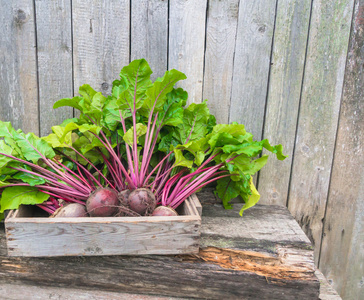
0,190,340,299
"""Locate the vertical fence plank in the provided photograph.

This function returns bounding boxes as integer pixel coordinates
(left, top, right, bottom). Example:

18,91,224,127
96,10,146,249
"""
169,0,207,104
319,1,364,298
287,0,354,265
258,0,311,205
72,0,130,96
0,0,39,134
131,0,168,81
202,0,239,124
229,0,277,140
35,0,73,136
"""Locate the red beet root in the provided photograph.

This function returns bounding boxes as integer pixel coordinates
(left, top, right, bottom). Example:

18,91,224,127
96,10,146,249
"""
86,188,119,217
128,188,156,216
52,203,88,218
152,206,178,217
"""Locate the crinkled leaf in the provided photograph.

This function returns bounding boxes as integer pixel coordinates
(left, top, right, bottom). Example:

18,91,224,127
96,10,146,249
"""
16,133,56,163
173,149,193,168
261,139,287,160
123,123,147,146
53,96,83,111
13,166,46,186
0,186,49,213
0,140,15,168
215,177,240,209
239,179,260,216
172,100,211,144
118,59,152,111
144,69,186,112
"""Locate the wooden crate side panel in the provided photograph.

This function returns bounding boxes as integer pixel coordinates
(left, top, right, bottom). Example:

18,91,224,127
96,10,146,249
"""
0,0,39,134
72,0,130,96
258,0,311,206
168,0,207,104
131,0,168,81
5,197,201,257
35,0,73,136
202,0,239,124
229,0,277,140
319,1,364,299
6,217,200,257
287,0,355,265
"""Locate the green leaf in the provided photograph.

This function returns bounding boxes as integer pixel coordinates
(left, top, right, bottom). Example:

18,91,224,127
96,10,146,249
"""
261,139,287,160
123,123,147,146
172,100,211,144
16,133,56,163
0,121,23,155
13,166,46,186
173,149,193,168
144,69,186,112
118,59,153,111
215,177,240,209
239,178,260,216
0,140,15,168
53,96,83,111
79,84,97,104
158,88,187,127
0,186,49,213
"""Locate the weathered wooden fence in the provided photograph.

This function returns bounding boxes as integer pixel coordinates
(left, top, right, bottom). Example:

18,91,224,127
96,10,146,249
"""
0,0,363,299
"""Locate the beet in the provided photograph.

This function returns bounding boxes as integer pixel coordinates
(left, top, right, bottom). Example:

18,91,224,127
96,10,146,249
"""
152,206,178,217
128,188,156,215
52,203,88,218
86,188,119,217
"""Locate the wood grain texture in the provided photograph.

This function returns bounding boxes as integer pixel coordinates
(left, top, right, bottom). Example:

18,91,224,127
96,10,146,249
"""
35,0,73,136
202,0,239,124
131,0,168,81
0,283,179,300
0,0,39,134
258,0,311,205
72,0,130,96
319,1,364,299
5,198,200,257
229,0,277,139
0,199,320,299
168,0,207,104
315,270,342,300
287,0,355,265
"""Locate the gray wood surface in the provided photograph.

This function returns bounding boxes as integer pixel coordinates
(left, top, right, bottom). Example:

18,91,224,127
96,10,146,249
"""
35,0,73,136
5,198,200,257
0,0,39,134
316,270,342,300
131,0,168,81
287,0,354,265
0,284,178,300
229,0,277,139
258,0,311,206
0,1,362,297
168,0,207,104
319,1,364,299
0,194,320,299
72,0,130,96
202,0,239,124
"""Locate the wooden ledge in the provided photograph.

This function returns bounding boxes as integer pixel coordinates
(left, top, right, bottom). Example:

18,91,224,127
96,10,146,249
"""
0,191,323,299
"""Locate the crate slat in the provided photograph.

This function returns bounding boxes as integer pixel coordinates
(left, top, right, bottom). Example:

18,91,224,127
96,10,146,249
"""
5,196,201,257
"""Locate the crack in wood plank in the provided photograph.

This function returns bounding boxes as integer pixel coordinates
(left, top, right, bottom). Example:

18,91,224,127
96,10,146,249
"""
181,246,316,281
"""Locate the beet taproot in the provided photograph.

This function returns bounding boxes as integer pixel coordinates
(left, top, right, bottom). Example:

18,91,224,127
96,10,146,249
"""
86,188,119,217
52,203,88,218
152,206,178,217
128,188,156,215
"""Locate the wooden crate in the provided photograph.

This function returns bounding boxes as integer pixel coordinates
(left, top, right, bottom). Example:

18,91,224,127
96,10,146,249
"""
4,195,201,257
